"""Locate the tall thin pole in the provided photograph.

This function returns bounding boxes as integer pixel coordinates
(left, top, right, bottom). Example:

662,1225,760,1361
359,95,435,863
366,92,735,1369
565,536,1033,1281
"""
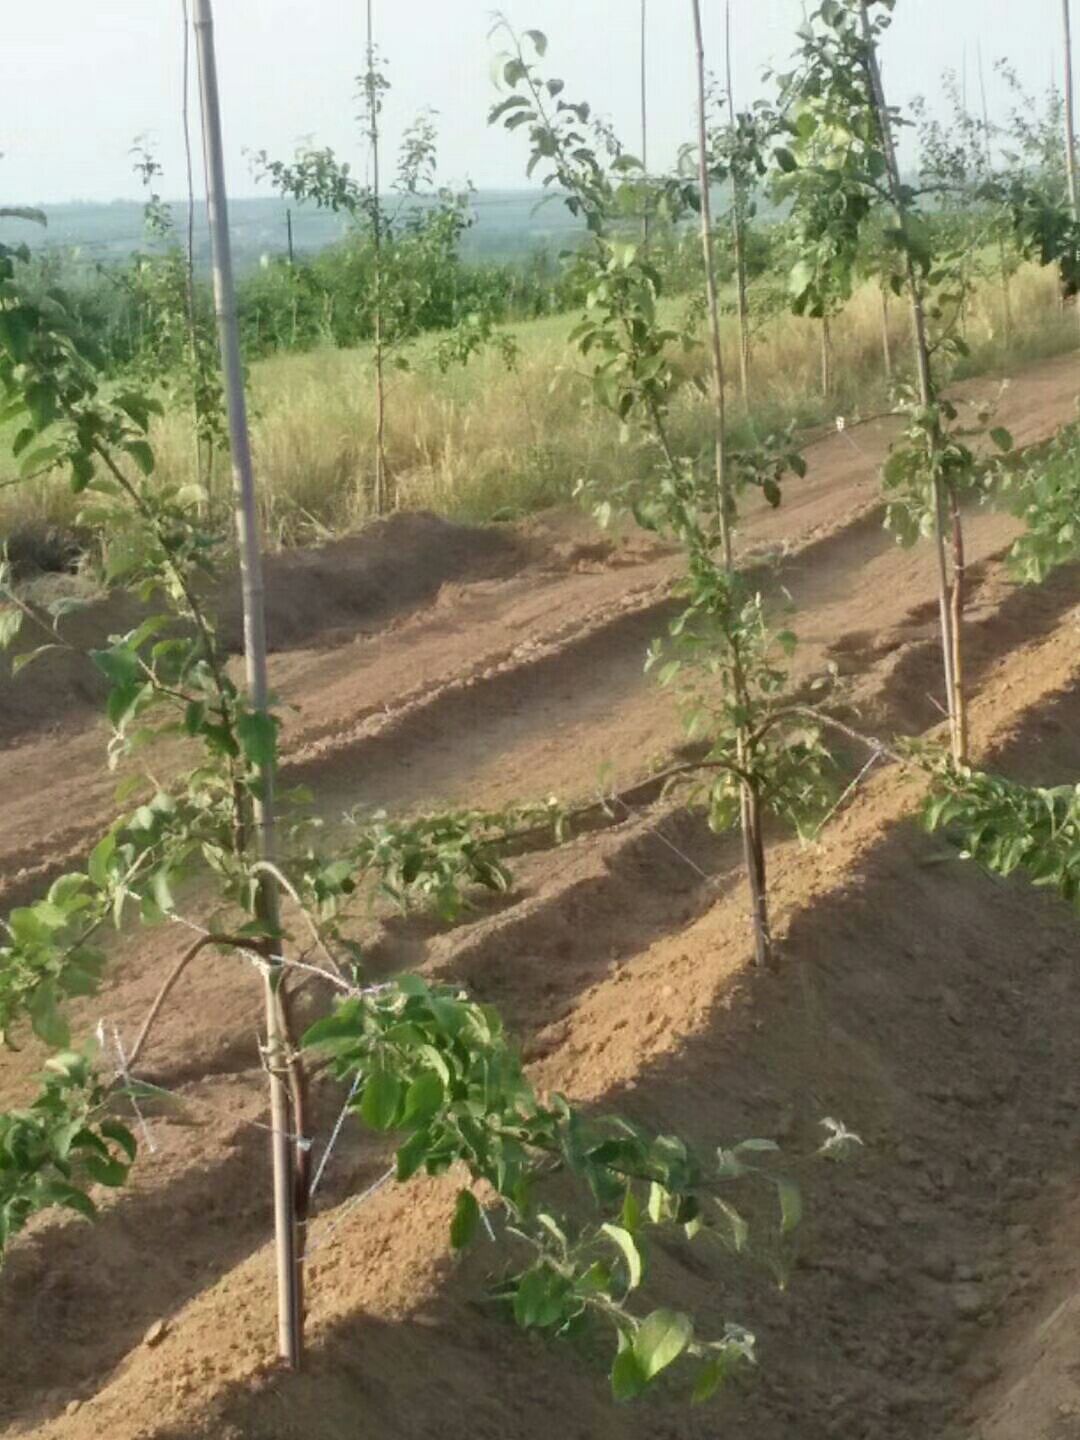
286,207,295,266
180,0,203,491
978,44,1012,347
192,0,302,1371
640,0,649,244
860,0,964,763
726,0,751,401
1064,0,1080,222
691,0,772,969
367,0,388,514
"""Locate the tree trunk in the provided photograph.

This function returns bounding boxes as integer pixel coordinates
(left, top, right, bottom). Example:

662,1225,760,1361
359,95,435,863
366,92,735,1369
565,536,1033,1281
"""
949,490,968,764
691,0,772,968
726,1,751,403
860,1,964,763
367,0,389,515
192,0,303,1370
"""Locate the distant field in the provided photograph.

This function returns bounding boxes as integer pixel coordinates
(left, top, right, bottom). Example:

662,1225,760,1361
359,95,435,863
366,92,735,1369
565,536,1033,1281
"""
1,259,1072,563
0,191,587,273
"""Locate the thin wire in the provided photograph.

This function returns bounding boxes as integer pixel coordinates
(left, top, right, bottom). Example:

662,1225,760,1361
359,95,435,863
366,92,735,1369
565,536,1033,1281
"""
309,1074,362,1199
304,1167,395,1259
815,749,883,833
103,1019,158,1155
609,793,720,888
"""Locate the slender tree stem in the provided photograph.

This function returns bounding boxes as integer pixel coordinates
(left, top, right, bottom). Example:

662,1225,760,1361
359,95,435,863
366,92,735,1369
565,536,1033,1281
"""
127,935,217,1071
859,1,964,763
192,0,303,1369
691,0,771,968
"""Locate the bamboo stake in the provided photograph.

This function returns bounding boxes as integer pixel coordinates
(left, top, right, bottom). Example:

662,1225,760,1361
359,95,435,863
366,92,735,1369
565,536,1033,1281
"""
725,0,751,402
691,0,772,969
977,45,1012,348
1064,0,1079,223
366,0,389,515
192,0,303,1370
640,0,650,246
1063,0,1080,322
859,0,964,764
179,0,204,494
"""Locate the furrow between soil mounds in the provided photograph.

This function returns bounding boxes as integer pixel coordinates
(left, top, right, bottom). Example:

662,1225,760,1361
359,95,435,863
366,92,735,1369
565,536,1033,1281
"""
25,579,1080,1440
10,562,1077,1435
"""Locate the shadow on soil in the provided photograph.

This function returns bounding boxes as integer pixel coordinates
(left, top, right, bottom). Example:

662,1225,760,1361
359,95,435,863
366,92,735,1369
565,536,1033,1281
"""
133,677,1080,1440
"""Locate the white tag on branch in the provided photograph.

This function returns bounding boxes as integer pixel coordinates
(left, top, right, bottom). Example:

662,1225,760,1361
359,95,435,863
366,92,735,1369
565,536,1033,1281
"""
835,416,846,433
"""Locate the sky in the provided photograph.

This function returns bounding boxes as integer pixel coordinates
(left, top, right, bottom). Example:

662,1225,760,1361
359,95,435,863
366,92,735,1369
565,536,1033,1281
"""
0,1,1069,205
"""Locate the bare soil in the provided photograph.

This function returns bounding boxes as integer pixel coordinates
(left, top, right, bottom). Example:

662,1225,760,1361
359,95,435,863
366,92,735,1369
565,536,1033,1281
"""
1,351,1079,1440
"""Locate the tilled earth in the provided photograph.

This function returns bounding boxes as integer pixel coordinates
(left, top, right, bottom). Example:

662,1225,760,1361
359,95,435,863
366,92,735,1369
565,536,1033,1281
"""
1,351,1079,1440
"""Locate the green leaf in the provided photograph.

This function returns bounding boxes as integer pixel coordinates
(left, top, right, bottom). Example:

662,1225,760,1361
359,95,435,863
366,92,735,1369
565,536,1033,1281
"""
777,1177,802,1233
91,646,142,690
450,1188,480,1250
611,1346,646,1402
774,146,798,174
360,1069,402,1131
236,710,278,771
395,1126,431,1182
38,1181,96,1221
82,1154,129,1187
990,426,1013,453
634,1308,693,1382
12,644,59,676
713,1197,749,1252
18,442,64,478
403,1070,445,1125
123,439,155,476
87,832,117,889
523,28,548,55
28,982,70,1049
0,608,24,650
692,1356,724,1405
601,1222,643,1290
99,1119,138,1163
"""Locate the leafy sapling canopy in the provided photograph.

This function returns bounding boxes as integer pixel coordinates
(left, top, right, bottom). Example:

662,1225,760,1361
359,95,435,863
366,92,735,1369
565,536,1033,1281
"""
0,227,861,1402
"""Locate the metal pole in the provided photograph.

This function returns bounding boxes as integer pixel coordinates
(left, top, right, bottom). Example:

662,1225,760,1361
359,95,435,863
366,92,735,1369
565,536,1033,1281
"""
191,0,302,1371
1064,0,1080,221
640,0,649,244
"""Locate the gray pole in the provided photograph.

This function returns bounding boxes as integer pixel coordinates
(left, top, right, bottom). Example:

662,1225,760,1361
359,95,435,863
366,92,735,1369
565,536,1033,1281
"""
1064,0,1079,221
191,0,302,1370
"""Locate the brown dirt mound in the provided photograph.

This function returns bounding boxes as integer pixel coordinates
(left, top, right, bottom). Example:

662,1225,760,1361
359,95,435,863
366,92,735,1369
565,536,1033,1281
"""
0,351,1078,1440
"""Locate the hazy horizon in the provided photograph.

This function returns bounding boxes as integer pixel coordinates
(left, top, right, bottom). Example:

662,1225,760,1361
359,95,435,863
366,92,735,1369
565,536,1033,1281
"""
2,1,1070,207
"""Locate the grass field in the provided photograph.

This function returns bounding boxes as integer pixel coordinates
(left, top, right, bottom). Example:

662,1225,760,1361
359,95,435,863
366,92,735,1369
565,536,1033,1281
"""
2,260,1074,559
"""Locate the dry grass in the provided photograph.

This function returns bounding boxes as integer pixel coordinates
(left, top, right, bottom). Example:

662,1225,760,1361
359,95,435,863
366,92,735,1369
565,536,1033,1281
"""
1,262,1074,558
